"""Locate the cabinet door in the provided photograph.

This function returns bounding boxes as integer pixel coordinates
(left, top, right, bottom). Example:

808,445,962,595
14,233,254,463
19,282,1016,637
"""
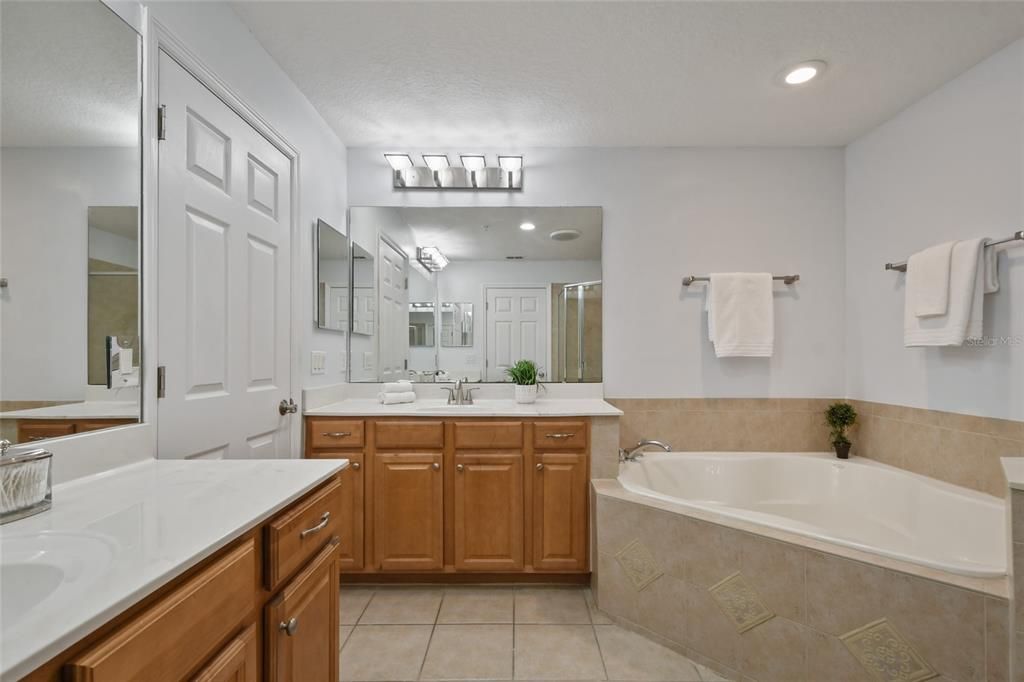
532,453,588,572
374,452,444,571
453,453,524,571
265,539,340,682
307,452,365,571
190,623,258,682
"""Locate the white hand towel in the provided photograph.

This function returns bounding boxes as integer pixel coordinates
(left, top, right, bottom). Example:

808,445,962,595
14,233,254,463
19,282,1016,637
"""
382,381,413,393
707,273,774,357
378,391,416,405
906,241,954,317
904,238,988,346
982,239,1000,294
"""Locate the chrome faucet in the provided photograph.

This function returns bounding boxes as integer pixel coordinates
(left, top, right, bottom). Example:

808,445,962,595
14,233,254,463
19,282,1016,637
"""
619,439,672,462
440,378,478,406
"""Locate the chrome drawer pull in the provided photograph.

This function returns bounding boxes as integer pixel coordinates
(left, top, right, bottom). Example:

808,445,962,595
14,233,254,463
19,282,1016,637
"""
279,617,299,636
545,433,575,439
299,512,330,539
322,431,352,438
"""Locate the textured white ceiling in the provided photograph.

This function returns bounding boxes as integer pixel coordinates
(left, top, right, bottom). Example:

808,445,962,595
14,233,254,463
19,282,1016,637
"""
233,1,1024,147
1,1,139,147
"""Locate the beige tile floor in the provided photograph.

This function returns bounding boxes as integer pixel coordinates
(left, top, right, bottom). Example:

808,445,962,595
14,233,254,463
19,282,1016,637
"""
338,585,729,682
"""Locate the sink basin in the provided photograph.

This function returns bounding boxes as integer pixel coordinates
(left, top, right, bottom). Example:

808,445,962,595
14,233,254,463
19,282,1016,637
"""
0,530,118,629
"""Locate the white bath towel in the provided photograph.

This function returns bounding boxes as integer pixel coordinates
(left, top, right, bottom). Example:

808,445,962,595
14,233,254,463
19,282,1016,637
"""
904,238,990,346
706,273,774,357
906,241,954,317
378,391,416,405
382,381,413,393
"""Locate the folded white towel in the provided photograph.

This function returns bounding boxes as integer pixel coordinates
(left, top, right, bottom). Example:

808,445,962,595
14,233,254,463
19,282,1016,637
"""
983,239,1000,294
382,381,413,393
904,238,989,346
378,391,416,405
907,241,954,317
707,273,774,358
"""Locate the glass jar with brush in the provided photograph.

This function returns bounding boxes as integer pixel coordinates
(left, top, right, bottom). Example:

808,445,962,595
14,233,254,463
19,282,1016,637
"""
0,440,53,524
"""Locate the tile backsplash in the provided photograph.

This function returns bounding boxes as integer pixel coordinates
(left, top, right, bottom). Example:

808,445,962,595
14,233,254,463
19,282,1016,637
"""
607,398,1024,497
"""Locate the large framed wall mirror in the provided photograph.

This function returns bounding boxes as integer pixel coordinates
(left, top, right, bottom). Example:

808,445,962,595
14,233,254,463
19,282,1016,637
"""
315,219,350,333
345,206,602,383
0,1,143,445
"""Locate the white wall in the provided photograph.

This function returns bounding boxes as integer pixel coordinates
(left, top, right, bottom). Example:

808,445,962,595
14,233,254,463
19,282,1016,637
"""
845,39,1024,421
145,2,349,388
348,147,848,398
1,147,138,401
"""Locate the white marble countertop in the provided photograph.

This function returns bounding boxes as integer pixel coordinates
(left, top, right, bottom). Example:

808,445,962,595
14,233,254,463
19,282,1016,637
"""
0,400,139,420
1002,457,1024,492
304,397,623,417
0,458,347,680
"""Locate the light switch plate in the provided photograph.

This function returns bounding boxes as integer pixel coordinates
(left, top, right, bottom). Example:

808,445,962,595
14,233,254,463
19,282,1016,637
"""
311,351,326,375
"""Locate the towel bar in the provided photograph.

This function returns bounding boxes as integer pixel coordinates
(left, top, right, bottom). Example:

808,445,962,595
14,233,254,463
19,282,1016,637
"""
885,230,1024,273
682,274,800,286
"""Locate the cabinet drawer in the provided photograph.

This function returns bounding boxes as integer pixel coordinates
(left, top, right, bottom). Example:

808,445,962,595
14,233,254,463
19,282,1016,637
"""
533,421,588,450
454,421,523,449
309,419,364,449
265,478,343,590
18,421,75,442
375,420,444,449
65,538,258,682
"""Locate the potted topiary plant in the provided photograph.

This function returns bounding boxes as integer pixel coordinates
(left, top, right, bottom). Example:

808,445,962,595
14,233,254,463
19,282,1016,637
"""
506,359,542,404
825,402,857,459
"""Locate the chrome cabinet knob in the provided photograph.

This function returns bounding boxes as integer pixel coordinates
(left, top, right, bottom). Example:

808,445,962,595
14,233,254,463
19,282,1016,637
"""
536,463,544,471
351,461,361,470
432,462,440,471
279,617,299,636
456,464,464,472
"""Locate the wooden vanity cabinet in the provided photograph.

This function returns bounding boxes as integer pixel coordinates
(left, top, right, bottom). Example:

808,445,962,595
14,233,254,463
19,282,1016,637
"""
24,475,343,682
16,418,135,443
305,416,591,579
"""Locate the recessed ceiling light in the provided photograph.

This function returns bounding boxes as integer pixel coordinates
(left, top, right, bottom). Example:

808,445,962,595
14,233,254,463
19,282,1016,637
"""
549,229,581,242
384,153,414,170
781,60,827,86
422,154,450,171
519,222,536,231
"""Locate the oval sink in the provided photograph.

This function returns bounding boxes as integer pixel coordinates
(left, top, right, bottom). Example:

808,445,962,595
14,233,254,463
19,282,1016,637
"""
0,530,118,629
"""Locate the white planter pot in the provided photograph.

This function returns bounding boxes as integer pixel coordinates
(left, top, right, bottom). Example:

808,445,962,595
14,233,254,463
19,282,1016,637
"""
514,384,538,404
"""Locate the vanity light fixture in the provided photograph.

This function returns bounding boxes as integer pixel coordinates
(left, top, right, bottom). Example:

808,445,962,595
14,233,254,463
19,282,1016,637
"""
498,155,523,172
417,246,450,272
459,155,487,172
519,222,536,231
781,60,827,86
384,154,414,170
422,154,450,171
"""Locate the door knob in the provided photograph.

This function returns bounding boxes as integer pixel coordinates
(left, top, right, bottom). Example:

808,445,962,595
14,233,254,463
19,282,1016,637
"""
279,617,299,636
279,399,298,416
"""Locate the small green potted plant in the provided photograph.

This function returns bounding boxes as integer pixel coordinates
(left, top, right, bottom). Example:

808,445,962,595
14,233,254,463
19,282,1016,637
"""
825,402,857,459
506,359,542,404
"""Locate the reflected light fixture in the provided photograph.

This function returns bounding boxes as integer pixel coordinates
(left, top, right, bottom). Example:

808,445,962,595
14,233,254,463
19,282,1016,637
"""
416,246,450,272
519,222,536,231
422,154,450,171
498,155,523,171
384,153,414,170
459,155,487,172
781,60,827,86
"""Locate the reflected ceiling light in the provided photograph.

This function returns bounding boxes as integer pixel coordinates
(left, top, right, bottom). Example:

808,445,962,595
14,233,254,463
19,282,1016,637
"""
416,246,450,272
519,222,536,231
422,154,450,171
780,60,827,86
550,229,581,241
459,155,487,171
498,155,523,171
384,153,414,170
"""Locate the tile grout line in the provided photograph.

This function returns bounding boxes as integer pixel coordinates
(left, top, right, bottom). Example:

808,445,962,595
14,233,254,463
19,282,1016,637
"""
415,590,443,682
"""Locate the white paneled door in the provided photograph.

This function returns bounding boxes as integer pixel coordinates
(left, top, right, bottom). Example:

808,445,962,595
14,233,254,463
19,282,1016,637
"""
485,287,548,382
157,52,293,460
377,239,409,382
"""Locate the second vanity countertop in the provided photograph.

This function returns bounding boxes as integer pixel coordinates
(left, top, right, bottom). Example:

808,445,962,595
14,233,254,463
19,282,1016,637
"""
0,400,139,420
305,397,623,417
0,458,347,680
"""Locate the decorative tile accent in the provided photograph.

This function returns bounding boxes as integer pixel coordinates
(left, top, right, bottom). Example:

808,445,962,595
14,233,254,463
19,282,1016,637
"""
614,539,663,591
708,572,774,633
840,618,939,682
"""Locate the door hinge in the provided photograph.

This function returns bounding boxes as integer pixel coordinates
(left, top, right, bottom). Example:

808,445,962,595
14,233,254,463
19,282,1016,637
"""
157,366,166,398
157,105,167,141
404,277,409,290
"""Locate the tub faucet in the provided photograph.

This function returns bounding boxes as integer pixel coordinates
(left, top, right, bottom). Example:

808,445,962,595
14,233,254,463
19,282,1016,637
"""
619,439,672,462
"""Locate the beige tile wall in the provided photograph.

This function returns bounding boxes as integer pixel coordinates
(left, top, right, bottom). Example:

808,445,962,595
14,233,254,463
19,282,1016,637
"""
595,492,1010,682
606,398,1024,497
